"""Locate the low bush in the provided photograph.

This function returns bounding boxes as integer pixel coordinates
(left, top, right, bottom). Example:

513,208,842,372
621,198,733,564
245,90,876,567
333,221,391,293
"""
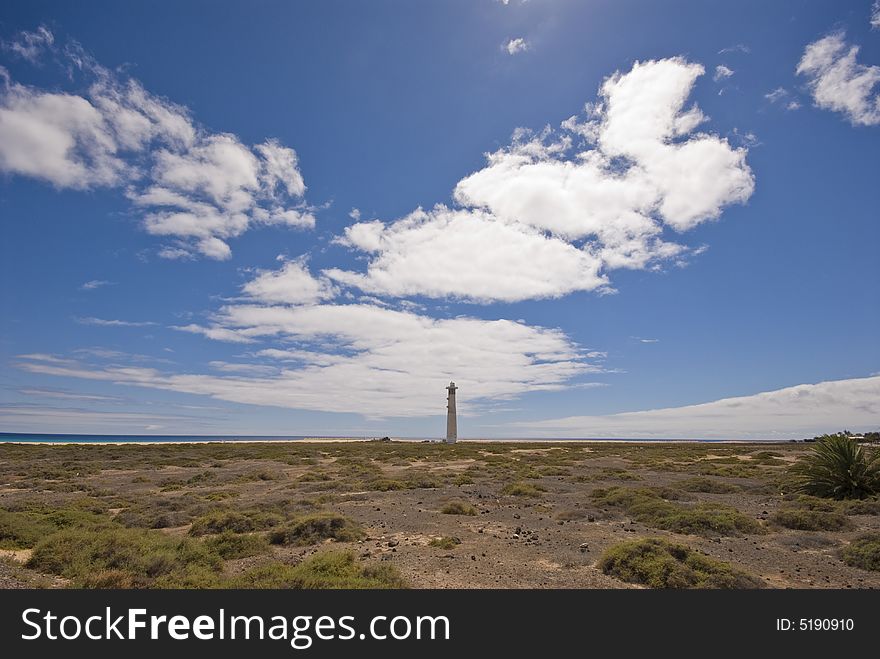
599,537,764,589
232,551,405,589
440,501,477,515
203,531,271,559
188,510,282,536
500,482,545,497
676,477,741,494
27,527,222,588
770,509,854,532
840,534,880,572
591,487,762,536
268,513,364,546
428,536,462,549
0,505,111,549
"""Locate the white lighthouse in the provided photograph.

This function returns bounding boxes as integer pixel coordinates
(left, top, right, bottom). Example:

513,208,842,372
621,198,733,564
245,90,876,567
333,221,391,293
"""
445,381,458,444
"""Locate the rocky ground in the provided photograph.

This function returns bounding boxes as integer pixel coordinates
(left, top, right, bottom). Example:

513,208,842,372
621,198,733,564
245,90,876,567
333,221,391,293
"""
1,440,878,588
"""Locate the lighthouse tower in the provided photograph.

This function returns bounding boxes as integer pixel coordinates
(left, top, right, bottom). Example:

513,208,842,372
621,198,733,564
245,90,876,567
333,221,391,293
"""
445,382,458,444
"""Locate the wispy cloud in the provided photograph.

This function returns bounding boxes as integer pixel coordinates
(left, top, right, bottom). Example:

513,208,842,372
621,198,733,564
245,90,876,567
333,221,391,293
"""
713,64,734,81
0,403,219,433
1,25,54,63
18,300,604,418
18,387,123,402
509,376,880,439
718,44,750,55
75,316,157,327
80,279,113,291
764,87,801,111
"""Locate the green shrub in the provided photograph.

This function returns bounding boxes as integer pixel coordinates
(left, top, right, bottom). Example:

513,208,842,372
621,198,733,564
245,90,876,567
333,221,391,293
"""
451,473,475,486
840,534,880,572
232,551,406,589
790,434,880,499
268,513,364,546
500,482,545,497
840,498,880,515
429,536,462,549
677,477,741,494
405,474,441,489
0,506,111,549
440,501,477,515
591,487,762,536
599,537,764,589
770,509,854,532
27,527,222,588
367,478,407,491
203,531,271,559
189,510,281,536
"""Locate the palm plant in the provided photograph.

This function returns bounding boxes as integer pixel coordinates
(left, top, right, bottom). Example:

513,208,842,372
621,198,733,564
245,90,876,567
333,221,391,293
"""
791,434,880,500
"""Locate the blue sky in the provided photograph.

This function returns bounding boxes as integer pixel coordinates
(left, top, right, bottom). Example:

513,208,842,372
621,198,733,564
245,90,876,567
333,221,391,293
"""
1,0,878,438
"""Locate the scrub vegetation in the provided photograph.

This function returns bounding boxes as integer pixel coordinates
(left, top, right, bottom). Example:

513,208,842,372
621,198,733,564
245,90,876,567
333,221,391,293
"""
1,439,878,589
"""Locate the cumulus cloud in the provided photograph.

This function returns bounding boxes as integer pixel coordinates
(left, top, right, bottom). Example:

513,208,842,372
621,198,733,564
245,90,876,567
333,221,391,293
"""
328,57,754,303
18,302,601,417
796,31,880,126
326,206,607,302
241,258,337,305
504,38,530,55
0,29,313,258
509,376,880,439
713,64,734,81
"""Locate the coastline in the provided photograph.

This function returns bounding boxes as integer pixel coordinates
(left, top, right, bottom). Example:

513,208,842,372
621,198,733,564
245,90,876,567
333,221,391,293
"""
0,436,796,445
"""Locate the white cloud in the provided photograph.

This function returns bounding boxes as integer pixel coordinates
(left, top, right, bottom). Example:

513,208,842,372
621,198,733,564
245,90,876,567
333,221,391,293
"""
18,302,600,418
718,44,750,55
0,29,313,258
872,1,880,29
80,279,112,290
0,79,129,189
241,258,337,305
2,26,54,63
713,64,734,81
509,376,880,439
174,323,258,343
0,403,216,434
18,388,122,402
504,38,530,55
326,206,608,302
764,86,801,111
329,57,753,303
796,31,880,126
208,361,278,376
75,316,156,327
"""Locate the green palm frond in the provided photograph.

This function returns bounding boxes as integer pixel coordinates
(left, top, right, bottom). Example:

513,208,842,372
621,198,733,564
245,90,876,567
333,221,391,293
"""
791,434,880,500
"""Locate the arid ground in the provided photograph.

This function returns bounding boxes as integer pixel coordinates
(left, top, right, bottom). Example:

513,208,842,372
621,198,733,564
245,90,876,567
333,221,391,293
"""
1,441,878,588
